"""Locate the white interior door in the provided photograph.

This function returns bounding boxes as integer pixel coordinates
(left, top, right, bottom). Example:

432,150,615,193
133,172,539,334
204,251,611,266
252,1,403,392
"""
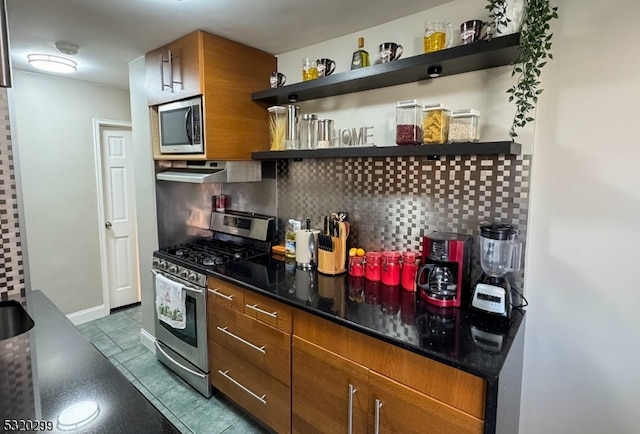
101,127,140,309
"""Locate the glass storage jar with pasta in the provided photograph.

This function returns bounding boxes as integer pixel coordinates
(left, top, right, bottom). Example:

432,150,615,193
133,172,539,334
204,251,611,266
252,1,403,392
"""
448,109,481,143
422,103,450,144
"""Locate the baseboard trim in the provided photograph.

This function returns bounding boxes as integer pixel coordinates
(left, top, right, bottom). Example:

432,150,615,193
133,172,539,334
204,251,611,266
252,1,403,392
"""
140,328,156,353
67,304,108,325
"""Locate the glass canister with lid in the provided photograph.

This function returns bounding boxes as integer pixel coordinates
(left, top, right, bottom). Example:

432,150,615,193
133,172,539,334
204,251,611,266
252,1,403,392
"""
448,109,481,142
395,99,423,145
267,106,287,151
300,114,318,149
422,103,450,144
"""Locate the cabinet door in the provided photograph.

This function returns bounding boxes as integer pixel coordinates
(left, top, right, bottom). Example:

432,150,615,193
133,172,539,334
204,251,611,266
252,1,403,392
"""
367,371,484,434
207,277,244,312
145,31,202,106
292,336,368,434
244,290,293,333
210,341,291,434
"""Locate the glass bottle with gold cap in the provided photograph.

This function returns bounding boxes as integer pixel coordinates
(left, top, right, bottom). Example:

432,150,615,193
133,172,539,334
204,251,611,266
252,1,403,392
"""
350,37,370,70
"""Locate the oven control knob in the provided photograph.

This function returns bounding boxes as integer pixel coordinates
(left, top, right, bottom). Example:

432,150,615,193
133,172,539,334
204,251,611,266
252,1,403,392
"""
168,265,178,274
152,258,160,268
179,269,189,279
159,260,168,270
188,272,198,283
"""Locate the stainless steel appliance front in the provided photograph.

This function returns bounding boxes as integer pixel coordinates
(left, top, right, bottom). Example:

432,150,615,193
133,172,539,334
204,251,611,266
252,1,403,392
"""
151,264,210,397
158,96,204,154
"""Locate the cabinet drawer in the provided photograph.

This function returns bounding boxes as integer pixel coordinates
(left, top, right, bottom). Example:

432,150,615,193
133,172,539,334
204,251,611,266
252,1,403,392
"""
293,310,486,419
209,303,291,386
244,290,292,333
210,341,291,434
207,277,244,312
368,370,483,434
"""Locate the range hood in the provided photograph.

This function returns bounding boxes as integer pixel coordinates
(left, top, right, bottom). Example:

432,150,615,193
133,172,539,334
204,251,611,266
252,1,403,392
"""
156,161,262,184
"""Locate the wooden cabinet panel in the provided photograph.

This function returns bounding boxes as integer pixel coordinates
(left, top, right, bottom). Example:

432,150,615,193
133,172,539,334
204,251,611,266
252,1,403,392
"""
292,337,368,434
367,370,483,434
145,31,202,106
209,303,291,386
207,277,244,312
210,341,291,434
244,291,293,333
293,310,486,419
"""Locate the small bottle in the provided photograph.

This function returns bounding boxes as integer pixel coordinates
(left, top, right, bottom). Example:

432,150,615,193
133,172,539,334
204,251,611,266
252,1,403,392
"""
350,37,370,70
285,219,301,259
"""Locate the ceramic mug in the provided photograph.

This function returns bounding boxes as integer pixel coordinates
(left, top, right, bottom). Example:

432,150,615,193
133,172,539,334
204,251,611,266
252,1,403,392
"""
316,58,336,77
269,71,286,88
379,42,403,63
460,20,488,45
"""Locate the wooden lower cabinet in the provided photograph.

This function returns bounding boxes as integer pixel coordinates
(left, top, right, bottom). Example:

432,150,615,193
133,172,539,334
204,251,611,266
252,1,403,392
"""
292,337,368,434
367,370,484,434
210,341,291,433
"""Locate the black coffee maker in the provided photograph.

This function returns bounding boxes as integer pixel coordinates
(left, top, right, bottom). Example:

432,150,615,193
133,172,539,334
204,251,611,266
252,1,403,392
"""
416,232,472,308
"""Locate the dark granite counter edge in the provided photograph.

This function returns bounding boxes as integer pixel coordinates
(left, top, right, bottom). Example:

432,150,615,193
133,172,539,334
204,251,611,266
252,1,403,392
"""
208,269,522,381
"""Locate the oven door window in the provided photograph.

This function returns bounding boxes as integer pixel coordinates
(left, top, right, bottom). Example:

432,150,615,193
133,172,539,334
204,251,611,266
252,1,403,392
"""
159,293,197,347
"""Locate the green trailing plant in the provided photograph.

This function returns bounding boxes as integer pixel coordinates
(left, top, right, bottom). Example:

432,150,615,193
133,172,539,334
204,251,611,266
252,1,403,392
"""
486,0,559,138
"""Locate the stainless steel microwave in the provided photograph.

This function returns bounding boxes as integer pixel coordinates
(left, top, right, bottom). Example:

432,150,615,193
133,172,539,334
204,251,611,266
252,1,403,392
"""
158,96,204,154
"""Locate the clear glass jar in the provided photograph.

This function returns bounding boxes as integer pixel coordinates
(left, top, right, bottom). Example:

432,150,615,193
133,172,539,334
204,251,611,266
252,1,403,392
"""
395,99,423,145
300,114,318,150
317,119,334,149
422,103,450,144
285,104,300,150
267,106,286,151
448,109,481,143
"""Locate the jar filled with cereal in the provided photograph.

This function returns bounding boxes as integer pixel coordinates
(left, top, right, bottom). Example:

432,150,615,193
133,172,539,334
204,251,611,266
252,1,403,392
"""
422,103,450,144
395,99,423,145
448,109,481,143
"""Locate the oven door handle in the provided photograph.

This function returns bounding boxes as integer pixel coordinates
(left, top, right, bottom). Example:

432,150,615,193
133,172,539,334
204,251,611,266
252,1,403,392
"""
151,269,204,295
155,341,206,379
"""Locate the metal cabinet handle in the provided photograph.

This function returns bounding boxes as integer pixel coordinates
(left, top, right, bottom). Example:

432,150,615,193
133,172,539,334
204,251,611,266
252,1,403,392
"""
216,326,266,355
151,269,204,295
245,303,277,318
167,49,174,92
218,369,266,405
159,53,165,91
374,399,383,434
208,288,234,301
348,384,357,434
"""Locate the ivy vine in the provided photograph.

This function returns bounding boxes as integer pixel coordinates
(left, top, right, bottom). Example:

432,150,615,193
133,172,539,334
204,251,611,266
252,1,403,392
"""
486,0,559,138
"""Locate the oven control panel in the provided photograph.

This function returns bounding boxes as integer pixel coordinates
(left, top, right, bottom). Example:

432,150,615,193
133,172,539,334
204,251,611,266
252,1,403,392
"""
152,258,207,288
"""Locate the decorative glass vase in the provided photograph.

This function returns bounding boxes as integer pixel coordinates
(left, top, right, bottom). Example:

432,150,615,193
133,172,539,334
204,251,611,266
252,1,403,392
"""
495,0,526,35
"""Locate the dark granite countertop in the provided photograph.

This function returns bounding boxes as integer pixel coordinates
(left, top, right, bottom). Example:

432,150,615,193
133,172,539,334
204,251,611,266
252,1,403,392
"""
156,251,525,381
0,290,179,433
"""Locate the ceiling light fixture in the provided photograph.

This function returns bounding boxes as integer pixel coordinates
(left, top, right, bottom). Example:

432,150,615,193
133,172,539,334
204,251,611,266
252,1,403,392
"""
55,41,79,56
27,54,77,73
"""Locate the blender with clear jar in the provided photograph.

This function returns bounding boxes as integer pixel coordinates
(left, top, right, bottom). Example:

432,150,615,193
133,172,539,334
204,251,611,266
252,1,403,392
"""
470,223,522,319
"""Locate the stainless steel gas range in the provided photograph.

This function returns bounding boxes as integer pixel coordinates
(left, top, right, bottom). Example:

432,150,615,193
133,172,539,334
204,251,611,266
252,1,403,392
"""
152,210,275,397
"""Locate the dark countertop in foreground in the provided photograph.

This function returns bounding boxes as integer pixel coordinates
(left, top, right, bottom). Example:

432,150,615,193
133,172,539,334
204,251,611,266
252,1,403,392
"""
158,250,526,381
0,290,179,433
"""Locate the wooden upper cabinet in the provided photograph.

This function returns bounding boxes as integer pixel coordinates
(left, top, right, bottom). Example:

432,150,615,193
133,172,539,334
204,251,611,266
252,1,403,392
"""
145,31,202,106
145,30,277,160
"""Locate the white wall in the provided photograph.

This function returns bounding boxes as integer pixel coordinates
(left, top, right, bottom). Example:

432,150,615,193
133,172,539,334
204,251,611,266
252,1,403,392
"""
278,0,640,432
11,71,131,314
521,0,640,432
128,57,159,336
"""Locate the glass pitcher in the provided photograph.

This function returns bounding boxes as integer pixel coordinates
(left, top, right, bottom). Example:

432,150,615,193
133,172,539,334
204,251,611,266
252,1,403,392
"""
424,19,453,53
417,263,458,300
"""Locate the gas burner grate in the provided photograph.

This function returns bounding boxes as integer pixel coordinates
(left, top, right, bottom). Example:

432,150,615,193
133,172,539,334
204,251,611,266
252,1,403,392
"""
162,239,266,267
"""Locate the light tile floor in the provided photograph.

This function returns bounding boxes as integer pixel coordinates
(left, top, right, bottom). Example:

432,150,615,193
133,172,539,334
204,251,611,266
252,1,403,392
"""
76,305,270,434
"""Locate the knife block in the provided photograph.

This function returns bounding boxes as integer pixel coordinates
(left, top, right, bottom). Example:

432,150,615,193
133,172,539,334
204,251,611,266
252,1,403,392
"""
318,222,348,275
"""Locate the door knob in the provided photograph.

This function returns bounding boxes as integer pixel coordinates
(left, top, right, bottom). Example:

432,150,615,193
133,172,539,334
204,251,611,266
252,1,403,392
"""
105,222,112,229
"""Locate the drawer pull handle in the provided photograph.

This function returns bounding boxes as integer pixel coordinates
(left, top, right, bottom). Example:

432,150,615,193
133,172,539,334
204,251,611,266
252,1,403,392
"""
218,369,267,405
374,398,383,434
348,384,357,434
216,326,266,355
246,303,277,318
209,288,234,301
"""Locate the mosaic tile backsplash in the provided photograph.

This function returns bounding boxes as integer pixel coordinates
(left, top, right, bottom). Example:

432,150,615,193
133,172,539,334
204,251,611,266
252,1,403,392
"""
0,88,26,303
276,154,531,287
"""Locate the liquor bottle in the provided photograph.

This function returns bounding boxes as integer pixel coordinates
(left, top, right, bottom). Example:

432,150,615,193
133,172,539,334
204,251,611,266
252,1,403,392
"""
350,37,370,70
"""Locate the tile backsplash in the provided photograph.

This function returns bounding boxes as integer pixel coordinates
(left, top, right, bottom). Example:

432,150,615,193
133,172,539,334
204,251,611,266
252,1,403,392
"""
0,89,26,303
276,154,531,287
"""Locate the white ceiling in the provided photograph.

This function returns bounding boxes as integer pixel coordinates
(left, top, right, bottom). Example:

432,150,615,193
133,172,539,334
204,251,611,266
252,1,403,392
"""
6,0,449,89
